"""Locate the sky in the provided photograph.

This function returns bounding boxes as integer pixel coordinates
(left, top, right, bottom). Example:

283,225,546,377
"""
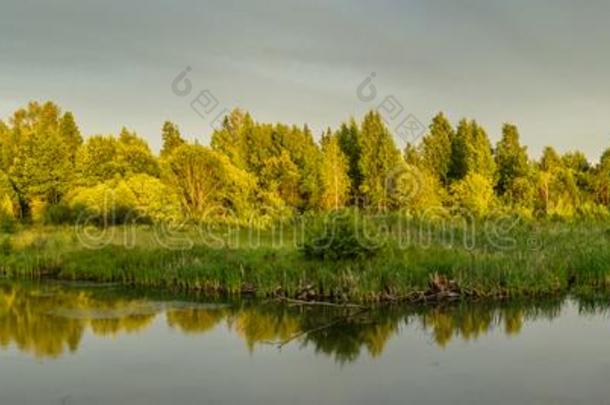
1,0,610,160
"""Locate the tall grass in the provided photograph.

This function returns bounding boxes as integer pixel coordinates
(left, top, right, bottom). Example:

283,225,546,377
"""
0,218,610,302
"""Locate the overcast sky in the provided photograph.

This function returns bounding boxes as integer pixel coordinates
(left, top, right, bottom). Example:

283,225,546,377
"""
1,0,610,160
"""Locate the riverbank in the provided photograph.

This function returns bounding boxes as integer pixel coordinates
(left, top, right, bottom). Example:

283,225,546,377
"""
0,222,609,303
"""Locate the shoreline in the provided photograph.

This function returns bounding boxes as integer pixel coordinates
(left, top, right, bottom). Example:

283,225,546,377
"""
1,223,609,305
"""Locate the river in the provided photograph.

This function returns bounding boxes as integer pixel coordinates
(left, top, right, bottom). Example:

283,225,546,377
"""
0,279,609,404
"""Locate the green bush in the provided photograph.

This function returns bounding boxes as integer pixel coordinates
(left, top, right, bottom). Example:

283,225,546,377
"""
301,209,385,260
43,203,74,225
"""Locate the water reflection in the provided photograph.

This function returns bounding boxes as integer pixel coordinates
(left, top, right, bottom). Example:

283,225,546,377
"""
0,280,605,361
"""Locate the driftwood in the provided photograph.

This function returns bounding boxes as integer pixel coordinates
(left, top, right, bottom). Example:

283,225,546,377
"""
262,308,370,349
274,297,364,309
265,272,470,306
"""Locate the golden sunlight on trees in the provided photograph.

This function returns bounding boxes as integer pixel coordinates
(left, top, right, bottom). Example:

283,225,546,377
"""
0,100,609,224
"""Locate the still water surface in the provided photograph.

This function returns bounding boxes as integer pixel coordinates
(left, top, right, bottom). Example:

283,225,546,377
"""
0,279,609,404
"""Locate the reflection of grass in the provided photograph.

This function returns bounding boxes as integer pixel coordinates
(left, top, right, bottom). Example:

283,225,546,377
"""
0,279,592,361
1,220,610,302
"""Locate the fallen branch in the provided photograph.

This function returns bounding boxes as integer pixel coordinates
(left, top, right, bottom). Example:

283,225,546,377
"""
274,297,365,309
262,307,371,349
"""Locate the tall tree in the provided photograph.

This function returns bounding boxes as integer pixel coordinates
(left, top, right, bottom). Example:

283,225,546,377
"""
211,109,251,170
449,119,495,182
593,148,610,206
259,150,301,209
336,118,362,199
0,120,13,172
535,147,580,217
495,123,530,196
420,112,454,184
318,130,350,210
539,146,561,171
75,135,121,186
160,121,185,157
358,111,402,209
59,112,82,161
403,142,421,166
167,144,255,219
8,102,74,208
116,128,160,177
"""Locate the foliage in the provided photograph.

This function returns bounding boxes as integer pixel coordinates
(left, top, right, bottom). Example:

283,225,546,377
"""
2,221,610,303
420,112,454,184
358,111,402,209
495,124,530,197
160,121,185,157
166,144,256,221
0,100,609,225
302,210,385,260
318,131,350,210
336,119,362,200
66,174,181,224
449,119,496,182
450,172,496,217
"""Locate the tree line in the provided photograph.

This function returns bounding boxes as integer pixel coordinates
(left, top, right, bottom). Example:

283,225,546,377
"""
0,101,608,225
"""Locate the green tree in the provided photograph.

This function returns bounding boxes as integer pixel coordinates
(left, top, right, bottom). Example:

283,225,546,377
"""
539,146,561,171
272,124,321,210
403,142,421,166
336,119,362,199
561,151,592,194
392,162,445,212
593,148,610,206
75,135,121,186
0,120,14,172
420,112,454,184
449,119,496,182
213,113,321,212
450,172,495,217
211,109,250,170
166,144,256,220
358,111,402,209
259,150,301,210
116,128,160,177
318,131,350,210
59,112,82,161
494,124,531,207
160,121,185,158
8,102,74,210
535,148,580,218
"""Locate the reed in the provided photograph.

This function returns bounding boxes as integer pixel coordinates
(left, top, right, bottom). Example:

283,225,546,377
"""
0,219,609,302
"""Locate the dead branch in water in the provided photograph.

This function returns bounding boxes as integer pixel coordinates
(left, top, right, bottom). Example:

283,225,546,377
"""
275,297,365,309
262,307,371,349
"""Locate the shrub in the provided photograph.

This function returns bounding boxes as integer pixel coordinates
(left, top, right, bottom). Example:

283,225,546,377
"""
301,209,385,260
66,174,181,225
450,172,496,217
43,203,74,225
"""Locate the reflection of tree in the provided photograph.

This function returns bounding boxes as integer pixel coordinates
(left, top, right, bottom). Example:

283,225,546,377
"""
0,280,580,363
0,282,159,358
0,283,86,358
167,307,228,334
299,309,401,363
230,306,300,352
89,314,155,336
420,300,563,347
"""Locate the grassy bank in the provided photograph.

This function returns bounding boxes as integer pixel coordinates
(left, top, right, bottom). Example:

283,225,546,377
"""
1,218,610,303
